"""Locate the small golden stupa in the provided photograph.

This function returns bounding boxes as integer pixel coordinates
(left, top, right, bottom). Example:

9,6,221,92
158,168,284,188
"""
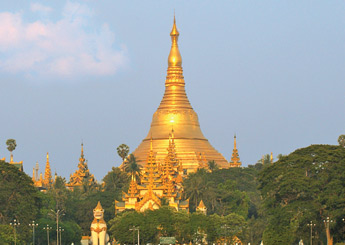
66,144,96,190
32,153,53,189
132,17,228,174
229,135,242,167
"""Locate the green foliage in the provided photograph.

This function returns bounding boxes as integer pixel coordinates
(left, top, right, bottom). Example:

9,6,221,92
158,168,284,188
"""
207,160,218,172
117,144,130,161
338,134,345,148
0,160,41,241
109,207,246,244
183,167,256,217
259,144,345,244
0,224,15,244
102,167,130,200
124,154,141,179
5,139,16,153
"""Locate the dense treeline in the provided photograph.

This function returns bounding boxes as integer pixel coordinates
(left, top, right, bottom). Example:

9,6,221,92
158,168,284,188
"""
1,142,345,244
0,163,129,244
259,144,345,245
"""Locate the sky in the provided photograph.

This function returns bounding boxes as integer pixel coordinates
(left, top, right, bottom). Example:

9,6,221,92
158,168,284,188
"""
1,1,344,181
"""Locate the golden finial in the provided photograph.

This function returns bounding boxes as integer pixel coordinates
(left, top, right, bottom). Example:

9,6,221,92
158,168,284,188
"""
80,142,85,159
46,152,49,162
94,201,103,210
234,134,237,149
270,152,273,163
168,15,182,67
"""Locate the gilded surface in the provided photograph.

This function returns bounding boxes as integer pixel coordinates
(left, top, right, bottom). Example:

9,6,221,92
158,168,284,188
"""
229,136,241,167
67,144,96,189
116,136,188,213
132,17,228,173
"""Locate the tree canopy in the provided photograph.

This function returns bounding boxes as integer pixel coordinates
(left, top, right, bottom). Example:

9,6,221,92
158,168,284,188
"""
5,139,16,153
0,160,41,242
259,144,345,244
117,144,130,162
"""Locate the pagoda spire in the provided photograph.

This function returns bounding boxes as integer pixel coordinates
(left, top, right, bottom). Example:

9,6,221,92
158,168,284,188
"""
168,15,182,68
230,135,242,167
43,152,52,186
131,17,229,172
81,142,84,158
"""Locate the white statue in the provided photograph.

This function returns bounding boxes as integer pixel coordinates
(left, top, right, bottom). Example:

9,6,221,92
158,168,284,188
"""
90,201,108,245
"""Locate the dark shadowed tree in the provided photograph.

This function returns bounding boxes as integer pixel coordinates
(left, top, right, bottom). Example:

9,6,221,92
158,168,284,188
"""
0,160,40,242
207,160,218,172
117,144,130,162
6,139,16,157
338,134,345,148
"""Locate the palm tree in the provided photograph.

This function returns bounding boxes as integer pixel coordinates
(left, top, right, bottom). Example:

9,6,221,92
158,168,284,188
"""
117,144,130,162
124,154,141,180
6,139,17,158
183,171,208,209
207,160,218,172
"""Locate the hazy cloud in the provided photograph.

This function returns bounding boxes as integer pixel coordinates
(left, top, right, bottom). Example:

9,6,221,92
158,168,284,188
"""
0,1,127,77
30,3,53,14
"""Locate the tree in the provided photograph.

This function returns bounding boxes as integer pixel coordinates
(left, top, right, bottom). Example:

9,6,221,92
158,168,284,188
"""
6,139,16,157
257,154,270,165
117,144,129,162
207,160,218,172
259,144,345,245
0,160,41,242
102,167,129,199
0,225,15,244
124,154,141,179
183,169,208,210
338,134,345,148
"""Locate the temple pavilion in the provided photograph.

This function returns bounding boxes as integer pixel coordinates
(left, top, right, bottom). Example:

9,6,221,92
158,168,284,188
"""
115,132,189,213
66,144,96,190
130,17,230,174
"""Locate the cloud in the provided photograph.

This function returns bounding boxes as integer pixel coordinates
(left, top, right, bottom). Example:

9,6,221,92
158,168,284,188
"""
30,3,52,14
0,1,127,78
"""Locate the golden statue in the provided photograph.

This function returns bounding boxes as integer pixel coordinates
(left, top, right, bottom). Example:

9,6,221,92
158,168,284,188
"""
132,17,228,174
90,201,108,245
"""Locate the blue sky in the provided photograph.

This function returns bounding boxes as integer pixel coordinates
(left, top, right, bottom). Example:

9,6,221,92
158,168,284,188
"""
1,1,344,181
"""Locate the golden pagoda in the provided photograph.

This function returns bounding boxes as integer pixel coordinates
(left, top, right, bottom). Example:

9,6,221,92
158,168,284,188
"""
229,135,241,167
32,153,53,190
132,17,228,174
116,136,189,213
67,144,96,190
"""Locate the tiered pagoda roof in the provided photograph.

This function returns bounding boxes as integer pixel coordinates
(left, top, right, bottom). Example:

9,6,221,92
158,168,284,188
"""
116,130,188,213
229,135,242,167
66,144,96,190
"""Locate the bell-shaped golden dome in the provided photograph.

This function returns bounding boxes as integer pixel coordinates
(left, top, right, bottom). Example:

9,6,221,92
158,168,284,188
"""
132,17,228,173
